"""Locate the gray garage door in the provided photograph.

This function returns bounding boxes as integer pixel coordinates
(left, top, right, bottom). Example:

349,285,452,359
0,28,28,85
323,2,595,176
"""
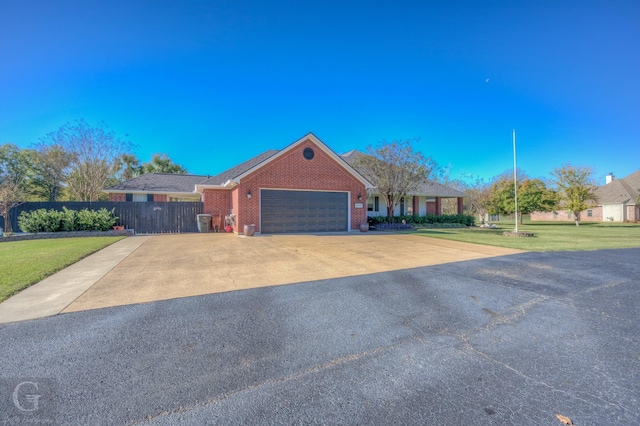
261,190,348,233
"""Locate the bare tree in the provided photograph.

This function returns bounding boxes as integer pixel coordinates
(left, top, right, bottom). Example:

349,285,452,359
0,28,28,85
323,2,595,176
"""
42,120,131,201
464,177,494,222
551,164,598,226
352,139,437,218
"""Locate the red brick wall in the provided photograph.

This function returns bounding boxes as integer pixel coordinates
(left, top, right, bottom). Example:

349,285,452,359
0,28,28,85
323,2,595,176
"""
427,201,436,215
203,189,232,218
236,139,367,233
107,193,171,202
531,207,603,222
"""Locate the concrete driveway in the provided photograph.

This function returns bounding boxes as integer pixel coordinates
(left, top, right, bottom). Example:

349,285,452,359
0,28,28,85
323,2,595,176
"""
63,233,521,313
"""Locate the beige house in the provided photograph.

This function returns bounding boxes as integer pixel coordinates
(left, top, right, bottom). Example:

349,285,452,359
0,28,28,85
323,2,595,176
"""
531,170,640,222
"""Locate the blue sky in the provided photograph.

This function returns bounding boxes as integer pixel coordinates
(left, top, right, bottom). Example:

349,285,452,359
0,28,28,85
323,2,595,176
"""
1,0,638,183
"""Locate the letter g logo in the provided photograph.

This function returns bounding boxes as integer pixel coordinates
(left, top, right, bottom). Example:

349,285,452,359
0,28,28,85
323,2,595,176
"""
12,381,41,412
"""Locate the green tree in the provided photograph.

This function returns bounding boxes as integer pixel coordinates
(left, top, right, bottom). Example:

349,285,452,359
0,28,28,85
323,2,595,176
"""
551,164,598,227
119,153,143,181
0,144,34,233
30,144,73,201
41,119,132,201
487,169,527,221
488,170,555,224
142,153,187,174
518,178,557,219
352,139,437,218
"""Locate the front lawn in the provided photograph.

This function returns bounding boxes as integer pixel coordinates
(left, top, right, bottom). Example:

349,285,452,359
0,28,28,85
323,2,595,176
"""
416,221,640,252
0,237,125,303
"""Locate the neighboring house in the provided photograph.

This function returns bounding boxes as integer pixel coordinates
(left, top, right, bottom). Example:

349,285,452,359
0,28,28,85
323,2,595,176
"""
530,170,640,223
104,133,464,234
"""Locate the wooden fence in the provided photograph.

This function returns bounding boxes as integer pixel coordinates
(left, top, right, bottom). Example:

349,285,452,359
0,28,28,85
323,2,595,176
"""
1,202,204,234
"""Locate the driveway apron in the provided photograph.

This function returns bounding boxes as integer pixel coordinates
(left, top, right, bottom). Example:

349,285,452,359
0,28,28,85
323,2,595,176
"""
63,233,521,313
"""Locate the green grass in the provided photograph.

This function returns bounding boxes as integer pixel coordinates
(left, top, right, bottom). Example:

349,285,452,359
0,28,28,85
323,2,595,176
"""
0,237,125,303
416,221,640,252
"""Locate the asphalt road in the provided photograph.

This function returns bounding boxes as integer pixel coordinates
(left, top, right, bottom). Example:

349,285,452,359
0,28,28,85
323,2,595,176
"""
1,248,638,425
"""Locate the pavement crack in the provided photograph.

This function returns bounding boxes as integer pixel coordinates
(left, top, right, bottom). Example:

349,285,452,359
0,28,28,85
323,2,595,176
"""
454,293,638,417
461,341,638,415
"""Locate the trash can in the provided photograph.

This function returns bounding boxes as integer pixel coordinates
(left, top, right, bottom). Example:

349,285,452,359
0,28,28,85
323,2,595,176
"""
196,214,212,233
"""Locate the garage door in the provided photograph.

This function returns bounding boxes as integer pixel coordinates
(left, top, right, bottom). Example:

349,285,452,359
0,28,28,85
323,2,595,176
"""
261,190,348,233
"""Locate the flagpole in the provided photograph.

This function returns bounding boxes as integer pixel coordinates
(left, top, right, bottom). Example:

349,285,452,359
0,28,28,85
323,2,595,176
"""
513,129,518,233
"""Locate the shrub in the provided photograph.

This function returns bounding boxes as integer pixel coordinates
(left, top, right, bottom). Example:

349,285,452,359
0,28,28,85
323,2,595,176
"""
61,207,77,231
367,213,475,228
18,208,117,233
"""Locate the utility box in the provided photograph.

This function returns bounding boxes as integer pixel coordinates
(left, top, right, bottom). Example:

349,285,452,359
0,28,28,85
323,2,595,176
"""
196,214,212,233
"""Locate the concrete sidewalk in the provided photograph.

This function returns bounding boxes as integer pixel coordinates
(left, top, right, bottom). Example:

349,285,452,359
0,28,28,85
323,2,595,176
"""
0,236,149,324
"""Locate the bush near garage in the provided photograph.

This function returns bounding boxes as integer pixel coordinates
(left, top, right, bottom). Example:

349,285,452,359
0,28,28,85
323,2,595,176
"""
367,214,475,229
18,207,118,233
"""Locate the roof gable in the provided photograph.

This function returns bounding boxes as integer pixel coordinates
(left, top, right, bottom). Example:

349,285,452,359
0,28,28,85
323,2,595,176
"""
199,133,373,189
597,169,640,204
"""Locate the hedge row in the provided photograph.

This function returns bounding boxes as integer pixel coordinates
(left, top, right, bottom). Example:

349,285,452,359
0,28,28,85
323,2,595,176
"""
367,214,475,227
18,208,118,233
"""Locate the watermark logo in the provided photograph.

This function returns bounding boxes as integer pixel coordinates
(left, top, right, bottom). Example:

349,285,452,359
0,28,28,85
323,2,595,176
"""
1,378,57,424
12,381,41,412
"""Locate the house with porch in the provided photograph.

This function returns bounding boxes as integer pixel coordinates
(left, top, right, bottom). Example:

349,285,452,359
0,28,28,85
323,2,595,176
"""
340,150,464,217
104,133,465,234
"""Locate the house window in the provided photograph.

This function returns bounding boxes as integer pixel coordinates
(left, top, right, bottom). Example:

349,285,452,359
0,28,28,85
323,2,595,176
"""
303,148,314,160
587,209,593,217
567,212,572,219
553,211,558,219
133,194,148,202
368,196,379,212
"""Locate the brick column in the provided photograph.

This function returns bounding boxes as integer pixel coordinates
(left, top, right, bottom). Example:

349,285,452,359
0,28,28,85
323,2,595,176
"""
435,197,442,215
412,196,419,215
457,197,464,214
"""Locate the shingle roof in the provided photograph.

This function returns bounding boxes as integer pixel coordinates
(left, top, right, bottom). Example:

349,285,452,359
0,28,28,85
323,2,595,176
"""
340,150,464,198
105,173,209,193
200,150,280,185
596,170,640,204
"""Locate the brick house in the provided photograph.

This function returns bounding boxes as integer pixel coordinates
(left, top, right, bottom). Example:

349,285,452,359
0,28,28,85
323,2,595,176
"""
530,170,640,223
105,133,465,234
